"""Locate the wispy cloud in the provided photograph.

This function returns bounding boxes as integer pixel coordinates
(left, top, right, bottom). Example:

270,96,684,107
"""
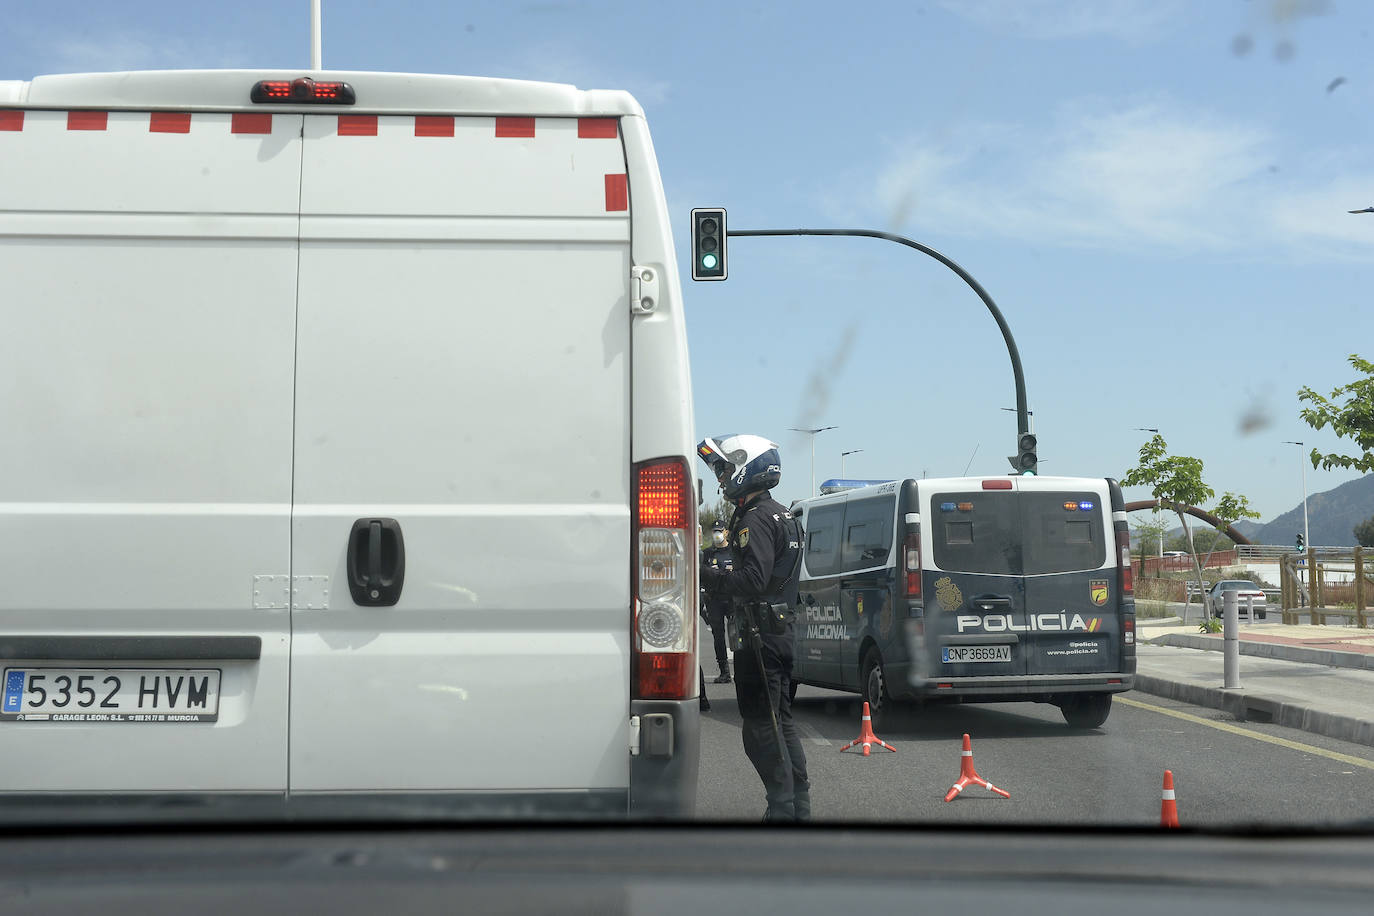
41,29,255,73
505,42,671,106
859,98,1374,261
939,0,1187,41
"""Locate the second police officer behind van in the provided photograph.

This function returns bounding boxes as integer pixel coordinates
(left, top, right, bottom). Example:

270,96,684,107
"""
701,519,734,684
696,434,810,822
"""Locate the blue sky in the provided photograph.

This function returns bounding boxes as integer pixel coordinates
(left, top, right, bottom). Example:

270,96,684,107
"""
4,1,1371,529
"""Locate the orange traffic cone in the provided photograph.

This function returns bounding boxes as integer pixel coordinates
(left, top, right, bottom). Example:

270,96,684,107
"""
839,702,896,756
943,733,1010,802
1160,770,1179,828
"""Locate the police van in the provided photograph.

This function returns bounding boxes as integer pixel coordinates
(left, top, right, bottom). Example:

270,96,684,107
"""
790,475,1136,729
0,69,698,817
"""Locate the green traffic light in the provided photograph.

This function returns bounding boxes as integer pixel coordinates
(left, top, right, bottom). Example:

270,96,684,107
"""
701,253,718,270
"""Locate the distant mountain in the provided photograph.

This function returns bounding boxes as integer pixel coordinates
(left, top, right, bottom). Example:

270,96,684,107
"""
1250,473,1374,547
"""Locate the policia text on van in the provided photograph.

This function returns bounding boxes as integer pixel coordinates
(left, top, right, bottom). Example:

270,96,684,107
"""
789,476,1135,729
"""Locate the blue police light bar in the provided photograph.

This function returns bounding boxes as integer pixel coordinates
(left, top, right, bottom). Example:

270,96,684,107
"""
818,478,896,495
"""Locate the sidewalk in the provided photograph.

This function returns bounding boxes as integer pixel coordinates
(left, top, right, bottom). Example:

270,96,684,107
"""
1133,619,1374,747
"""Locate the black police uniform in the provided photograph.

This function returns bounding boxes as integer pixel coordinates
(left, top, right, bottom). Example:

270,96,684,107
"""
700,541,734,679
699,492,810,822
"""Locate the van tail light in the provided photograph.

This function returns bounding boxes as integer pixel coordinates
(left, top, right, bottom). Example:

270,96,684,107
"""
1117,527,1133,595
632,457,696,700
1123,618,1135,647
904,532,922,598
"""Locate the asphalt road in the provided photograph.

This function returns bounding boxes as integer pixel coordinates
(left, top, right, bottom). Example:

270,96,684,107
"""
694,678,1374,828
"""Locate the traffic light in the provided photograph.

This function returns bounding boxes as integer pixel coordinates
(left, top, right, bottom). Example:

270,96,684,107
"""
1010,432,1037,475
1296,533,1305,552
690,208,727,280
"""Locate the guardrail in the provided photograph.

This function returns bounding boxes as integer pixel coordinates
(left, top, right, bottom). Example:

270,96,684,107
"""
1237,544,1351,561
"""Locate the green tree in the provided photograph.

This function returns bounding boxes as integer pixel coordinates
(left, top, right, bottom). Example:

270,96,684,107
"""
1167,528,1234,555
1131,512,1171,575
1356,515,1374,548
1298,354,1374,473
1122,435,1259,622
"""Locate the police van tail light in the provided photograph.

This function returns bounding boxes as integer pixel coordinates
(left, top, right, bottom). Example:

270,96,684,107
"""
1123,618,1135,647
1117,527,1133,595
632,458,697,700
903,513,921,598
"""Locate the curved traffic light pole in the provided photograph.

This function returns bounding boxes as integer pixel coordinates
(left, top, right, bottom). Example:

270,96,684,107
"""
727,227,1031,447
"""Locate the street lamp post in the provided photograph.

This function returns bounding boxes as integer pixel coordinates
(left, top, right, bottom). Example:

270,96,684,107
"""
790,426,837,497
1282,439,1311,559
1135,428,1162,560
1000,407,1033,433
841,448,863,477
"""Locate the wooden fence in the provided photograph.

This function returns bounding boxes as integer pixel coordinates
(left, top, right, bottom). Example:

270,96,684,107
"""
1279,547,1371,627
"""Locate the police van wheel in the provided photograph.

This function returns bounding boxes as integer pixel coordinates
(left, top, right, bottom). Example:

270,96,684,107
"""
787,679,799,705
1059,692,1112,729
861,648,889,728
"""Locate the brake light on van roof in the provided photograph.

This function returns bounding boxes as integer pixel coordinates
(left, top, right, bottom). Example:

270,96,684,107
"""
982,479,1012,490
251,78,357,104
632,458,696,700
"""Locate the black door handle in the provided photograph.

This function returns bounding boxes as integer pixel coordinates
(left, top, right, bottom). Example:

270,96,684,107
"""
348,518,405,607
969,594,1012,610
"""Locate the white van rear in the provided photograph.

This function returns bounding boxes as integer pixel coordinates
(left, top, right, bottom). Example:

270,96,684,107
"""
0,70,698,818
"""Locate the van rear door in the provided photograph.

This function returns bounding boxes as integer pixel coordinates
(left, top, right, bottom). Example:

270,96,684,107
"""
925,484,1027,677
287,112,633,796
1016,480,1118,674
0,104,299,792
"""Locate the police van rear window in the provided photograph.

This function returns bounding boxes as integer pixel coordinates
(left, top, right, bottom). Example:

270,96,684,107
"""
932,492,1105,576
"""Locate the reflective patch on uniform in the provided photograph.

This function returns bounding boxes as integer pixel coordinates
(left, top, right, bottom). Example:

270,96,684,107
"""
737,527,749,548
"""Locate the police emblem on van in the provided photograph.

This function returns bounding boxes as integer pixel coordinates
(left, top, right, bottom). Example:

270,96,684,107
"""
1090,579,1108,606
935,576,963,612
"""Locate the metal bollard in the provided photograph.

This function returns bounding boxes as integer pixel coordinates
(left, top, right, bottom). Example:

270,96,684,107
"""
1223,589,1240,689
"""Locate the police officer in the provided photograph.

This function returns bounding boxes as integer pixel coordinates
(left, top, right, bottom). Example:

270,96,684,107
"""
701,518,734,684
696,434,810,822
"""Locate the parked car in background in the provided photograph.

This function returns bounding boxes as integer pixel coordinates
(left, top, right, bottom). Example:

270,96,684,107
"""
1207,580,1267,620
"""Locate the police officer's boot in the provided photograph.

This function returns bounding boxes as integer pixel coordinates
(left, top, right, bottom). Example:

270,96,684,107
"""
713,658,732,684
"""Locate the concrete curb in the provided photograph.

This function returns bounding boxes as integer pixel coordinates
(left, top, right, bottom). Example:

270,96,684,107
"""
1132,674,1374,748
1154,633,1374,672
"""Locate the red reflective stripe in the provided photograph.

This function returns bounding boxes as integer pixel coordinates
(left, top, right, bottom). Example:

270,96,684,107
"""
67,111,107,131
339,114,377,136
149,112,191,133
578,117,617,138
605,173,628,212
0,110,22,131
415,115,454,137
231,113,272,134
495,117,535,138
